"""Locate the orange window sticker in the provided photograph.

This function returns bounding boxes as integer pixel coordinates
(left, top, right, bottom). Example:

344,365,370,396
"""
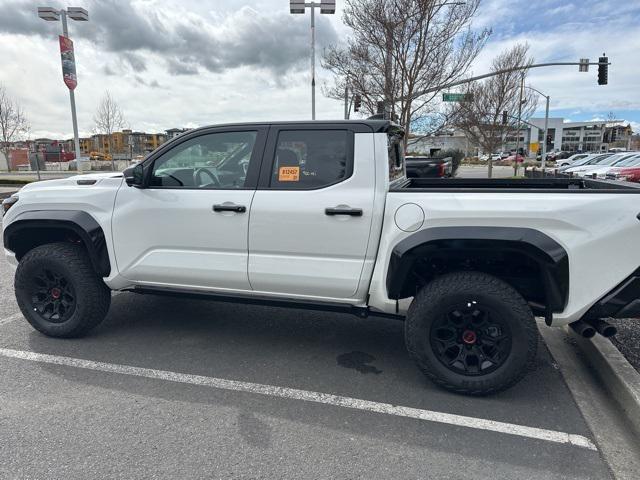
279,166,300,181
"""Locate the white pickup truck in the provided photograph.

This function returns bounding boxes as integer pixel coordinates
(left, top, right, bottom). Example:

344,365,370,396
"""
3,120,640,395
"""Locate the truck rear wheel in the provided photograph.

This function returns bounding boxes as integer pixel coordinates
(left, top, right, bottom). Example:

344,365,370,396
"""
15,242,111,338
405,271,538,395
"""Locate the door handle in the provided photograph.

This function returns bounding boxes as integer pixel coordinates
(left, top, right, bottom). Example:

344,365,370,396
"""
213,204,246,213
325,207,363,216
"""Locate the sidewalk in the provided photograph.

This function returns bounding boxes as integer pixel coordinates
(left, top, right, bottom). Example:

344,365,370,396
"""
0,187,18,199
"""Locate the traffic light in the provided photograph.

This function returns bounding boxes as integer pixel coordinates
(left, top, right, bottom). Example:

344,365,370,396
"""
598,55,608,85
502,110,508,125
354,94,362,112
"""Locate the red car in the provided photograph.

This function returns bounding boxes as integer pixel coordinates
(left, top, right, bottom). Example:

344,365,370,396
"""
505,154,525,163
611,166,640,183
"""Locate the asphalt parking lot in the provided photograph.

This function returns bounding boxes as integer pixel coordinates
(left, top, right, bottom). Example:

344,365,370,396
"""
0,230,615,479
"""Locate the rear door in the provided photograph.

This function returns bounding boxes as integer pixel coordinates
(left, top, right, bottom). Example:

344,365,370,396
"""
248,125,376,299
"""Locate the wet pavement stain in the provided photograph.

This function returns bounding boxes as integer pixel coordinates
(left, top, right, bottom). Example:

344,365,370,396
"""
336,351,382,374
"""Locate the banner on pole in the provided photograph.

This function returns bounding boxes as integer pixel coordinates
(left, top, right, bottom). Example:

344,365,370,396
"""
59,35,77,90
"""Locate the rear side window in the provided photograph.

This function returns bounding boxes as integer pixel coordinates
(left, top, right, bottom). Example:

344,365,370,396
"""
388,126,406,183
270,130,351,189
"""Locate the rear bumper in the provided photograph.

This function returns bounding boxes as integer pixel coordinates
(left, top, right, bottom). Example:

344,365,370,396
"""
582,267,640,320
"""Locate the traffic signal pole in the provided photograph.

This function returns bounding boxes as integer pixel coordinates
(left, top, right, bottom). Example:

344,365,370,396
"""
406,60,611,101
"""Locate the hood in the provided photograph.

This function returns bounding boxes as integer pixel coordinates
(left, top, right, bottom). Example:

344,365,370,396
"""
18,172,123,193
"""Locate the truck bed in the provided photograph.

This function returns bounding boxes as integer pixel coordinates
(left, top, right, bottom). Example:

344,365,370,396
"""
392,177,640,192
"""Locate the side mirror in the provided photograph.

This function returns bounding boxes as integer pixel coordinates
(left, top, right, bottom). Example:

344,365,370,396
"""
124,163,144,187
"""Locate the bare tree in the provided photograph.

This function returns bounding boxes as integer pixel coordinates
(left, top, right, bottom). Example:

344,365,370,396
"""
449,44,537,177
322,0,490,138
94,91,126,170
0,84,29,172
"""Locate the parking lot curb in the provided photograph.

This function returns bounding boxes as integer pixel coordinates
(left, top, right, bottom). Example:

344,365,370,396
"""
567,327,640,438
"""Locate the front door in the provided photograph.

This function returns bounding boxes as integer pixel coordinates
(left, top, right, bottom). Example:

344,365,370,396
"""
248,127,376,299
112,127,266,291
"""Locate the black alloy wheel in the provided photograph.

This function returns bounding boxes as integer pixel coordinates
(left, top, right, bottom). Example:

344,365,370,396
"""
30,268,76,323
429,301,512,376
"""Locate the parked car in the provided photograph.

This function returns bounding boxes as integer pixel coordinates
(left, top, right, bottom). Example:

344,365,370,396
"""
405,156,452,178
591,154,640,179
4,119,640,396
565,153,634,177
604,154,640,179
505,154,524,163
558,153,612,172
479,153,501,162
609,166,640,182
556,153,589,168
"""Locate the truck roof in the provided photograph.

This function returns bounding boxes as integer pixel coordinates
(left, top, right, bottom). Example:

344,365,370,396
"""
186,120,394,134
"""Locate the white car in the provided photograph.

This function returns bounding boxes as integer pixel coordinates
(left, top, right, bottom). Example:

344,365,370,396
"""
566,153,636,177
480,153,501,162
558,153,610,172
3,120,640,396
556,153,589,168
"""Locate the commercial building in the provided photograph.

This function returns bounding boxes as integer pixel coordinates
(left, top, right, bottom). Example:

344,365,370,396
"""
503,118,634,155
406,129,471,156
404,118,635,158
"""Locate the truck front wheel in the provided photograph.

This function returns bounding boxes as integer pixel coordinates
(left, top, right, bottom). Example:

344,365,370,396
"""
15,242,111,338
405,271,538,395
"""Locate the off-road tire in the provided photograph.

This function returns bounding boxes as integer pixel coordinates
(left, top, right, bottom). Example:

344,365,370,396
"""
405,271,538,395
15,242,111,338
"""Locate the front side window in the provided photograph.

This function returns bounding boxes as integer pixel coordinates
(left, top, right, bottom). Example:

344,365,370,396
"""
270,130,350,189
151,131,257,188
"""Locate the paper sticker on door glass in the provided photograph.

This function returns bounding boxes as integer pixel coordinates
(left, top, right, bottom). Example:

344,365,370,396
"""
279,166,300,181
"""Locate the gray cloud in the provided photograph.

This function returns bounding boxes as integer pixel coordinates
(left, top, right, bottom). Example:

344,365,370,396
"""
134,75,161,88
1,0,338,77
102,64,116,76
121,52,147,72
166,58,199,76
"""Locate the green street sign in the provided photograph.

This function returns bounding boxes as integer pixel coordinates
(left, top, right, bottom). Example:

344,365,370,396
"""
442,93,472,102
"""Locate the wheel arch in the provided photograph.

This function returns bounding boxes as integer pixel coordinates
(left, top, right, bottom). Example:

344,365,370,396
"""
387,227,569,319
3,210,111,278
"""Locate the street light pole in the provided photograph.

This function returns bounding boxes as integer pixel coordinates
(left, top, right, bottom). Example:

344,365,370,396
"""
38,6,88,171
59,10,82,172
290,1,335,120
310,5,316,120
524,85,551,171
514,72,525,176
542,95,550,170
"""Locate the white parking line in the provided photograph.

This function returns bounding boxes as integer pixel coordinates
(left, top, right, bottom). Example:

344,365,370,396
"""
0,312,23,327
0,347,597,451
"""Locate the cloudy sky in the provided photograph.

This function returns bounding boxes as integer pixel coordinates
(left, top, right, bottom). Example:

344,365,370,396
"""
0,0,639,139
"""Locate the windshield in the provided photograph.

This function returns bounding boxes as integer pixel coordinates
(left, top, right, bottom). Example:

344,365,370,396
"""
608,154,636,166
571,155,599,166
594,154,629,166
615,155,640,167
582,154,611,165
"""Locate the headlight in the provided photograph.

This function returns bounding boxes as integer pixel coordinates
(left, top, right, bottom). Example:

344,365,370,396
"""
1,195,18,216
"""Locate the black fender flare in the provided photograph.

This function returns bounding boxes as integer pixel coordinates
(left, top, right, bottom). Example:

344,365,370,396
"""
386,226,569,313
3,210,111,277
